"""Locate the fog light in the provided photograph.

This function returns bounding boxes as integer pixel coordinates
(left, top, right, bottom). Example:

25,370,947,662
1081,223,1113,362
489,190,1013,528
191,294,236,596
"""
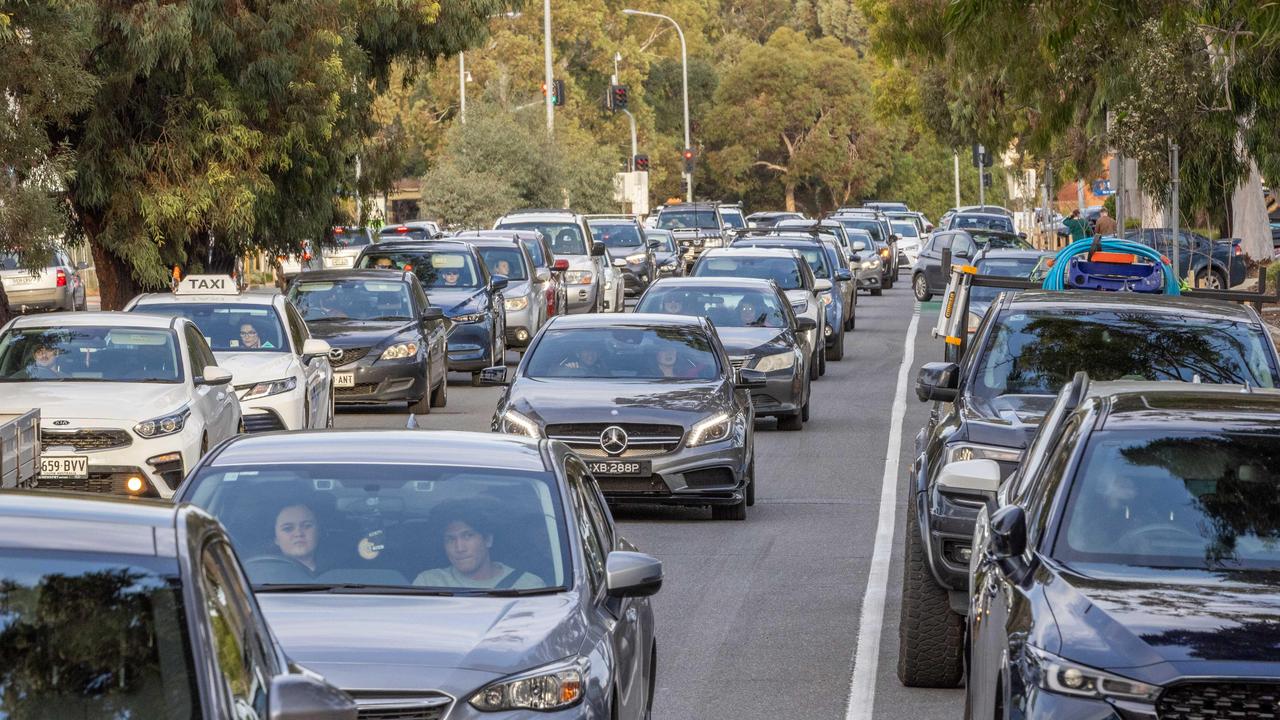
516,329,529,342
824,325,833,337
958,546,972,562
125,476,145,494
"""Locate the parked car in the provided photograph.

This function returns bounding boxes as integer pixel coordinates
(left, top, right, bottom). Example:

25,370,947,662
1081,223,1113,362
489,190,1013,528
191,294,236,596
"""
645,228,686,278
178,429,663,719
0,492,358,719
586,214,659,296
1123,228,1247,289
494,209,618,313
0,249,88,313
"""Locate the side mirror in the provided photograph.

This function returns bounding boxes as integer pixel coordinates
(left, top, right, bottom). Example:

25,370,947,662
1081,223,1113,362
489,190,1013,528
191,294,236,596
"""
936,458,1002,495
795,316,818,332
915,361,959,402
735,368,767,389
835,268,853,282
813,279,833,293
1018,232,1028,240
421,306,445,322
849,254,862,263
490,274,509,291
268,673,358,720
605,551,663,598
851,241,867,251
477,365,509,386
647,240,662,250
954,248,971,259
551,258,570,272
590,241,606,257
198,366,234,387
301,339,331,358
891,234,901,242
989,505,1028,559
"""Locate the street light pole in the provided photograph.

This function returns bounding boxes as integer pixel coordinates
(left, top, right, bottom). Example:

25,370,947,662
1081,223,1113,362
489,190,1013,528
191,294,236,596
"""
543,0,554,135
458,52,467,124
623,9,691,202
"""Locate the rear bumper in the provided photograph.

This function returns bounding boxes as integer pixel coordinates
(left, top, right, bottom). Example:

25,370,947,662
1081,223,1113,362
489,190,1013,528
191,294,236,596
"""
6,286,71,312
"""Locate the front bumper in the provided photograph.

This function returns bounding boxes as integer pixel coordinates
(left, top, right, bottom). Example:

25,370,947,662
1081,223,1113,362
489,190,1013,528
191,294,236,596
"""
332,356,427,405
565,281,599,313
503,302,536,348
447,319,498,371
35,425,201,499
617,263,651,295
238,388,307,432
596,438,751,507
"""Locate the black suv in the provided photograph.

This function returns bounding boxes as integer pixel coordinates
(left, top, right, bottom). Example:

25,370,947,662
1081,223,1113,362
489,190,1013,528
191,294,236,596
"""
654,203,728,265
898,289,1280,687
966,379,1280,719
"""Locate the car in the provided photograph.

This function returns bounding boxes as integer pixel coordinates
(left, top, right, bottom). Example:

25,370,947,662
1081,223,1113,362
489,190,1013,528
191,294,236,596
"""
126,275,335,432
861,201,910,213
0,311,243,498
653,202,729,266
636,277,815,429
286,269,449,410
844,229,884,295
644,228,686,278
773,218,858,270
458,237,547,350
831,212,899,286
586,214,659,296
718,202,747,230
943,211,1018,234
691,247,829,380
889,218,924,267
745,211,805,228
315,225,376,270
354,240,507,384
494,209,618,313
737,223,858,330
911,229,1034,301
378,220,441,240
0,491,358,719
177,429,663,719
898,290,1280,688
938,204,1014,228
453,228,570,319
0,248,88,313
730,236,853,357
966,379,1280,720
1124,228,1248,289
487,314,759,520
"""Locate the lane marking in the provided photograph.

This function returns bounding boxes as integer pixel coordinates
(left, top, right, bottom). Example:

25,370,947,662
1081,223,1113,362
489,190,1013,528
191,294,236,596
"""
844,304,921,720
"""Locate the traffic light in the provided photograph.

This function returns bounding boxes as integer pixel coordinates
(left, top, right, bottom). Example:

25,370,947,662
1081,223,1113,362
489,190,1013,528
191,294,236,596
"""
542,79,566,106
982,170,992,188
682,148,696,174
609,84,628,112
633,154,650,172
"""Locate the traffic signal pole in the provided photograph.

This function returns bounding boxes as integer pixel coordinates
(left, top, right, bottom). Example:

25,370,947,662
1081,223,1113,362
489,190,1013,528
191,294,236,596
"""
543,0,554,136
624,9,691,201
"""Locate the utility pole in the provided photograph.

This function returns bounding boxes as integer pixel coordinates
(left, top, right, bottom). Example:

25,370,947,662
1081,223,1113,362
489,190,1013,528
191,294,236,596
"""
458,52,467,124
977,144,986,208
1171,142,1181,283
953,152,961,207
1115,151,1125,233
543,0,554,135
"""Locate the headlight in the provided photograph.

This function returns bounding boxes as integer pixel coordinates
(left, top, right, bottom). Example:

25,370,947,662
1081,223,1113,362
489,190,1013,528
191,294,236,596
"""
449,313,485,324
752,351,795,372
791,299,808,314
820,292,834,306
612,258,627,266
944,442,1022,464
688,412,732,447
239,377,298,400
625,252,647,265
469,657,586,712
1025,647,1159,702
879,248,891,259
861,260,878,269
134,407,191,439
504,296,529,311
500,409,541,438
379,341,419,360
661,258,677,268
565,271,594,285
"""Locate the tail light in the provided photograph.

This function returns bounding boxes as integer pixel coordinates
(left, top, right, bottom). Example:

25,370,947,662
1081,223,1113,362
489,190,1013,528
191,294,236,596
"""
56,269,67,287
1234,243,1243,256
395,226,410,233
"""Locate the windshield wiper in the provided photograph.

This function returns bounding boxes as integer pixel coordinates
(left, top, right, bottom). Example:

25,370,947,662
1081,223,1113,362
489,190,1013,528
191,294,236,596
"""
476,587,561,597
367,315,411,321
255,583,456,596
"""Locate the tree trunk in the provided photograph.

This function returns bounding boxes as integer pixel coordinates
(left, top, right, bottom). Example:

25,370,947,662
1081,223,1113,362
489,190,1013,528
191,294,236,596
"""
89,239,142,311
1231,151,1271,261
784,182,796,213
0,283,12,327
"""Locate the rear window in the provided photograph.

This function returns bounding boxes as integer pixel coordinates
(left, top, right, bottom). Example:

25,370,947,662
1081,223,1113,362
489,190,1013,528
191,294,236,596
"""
330,228,372,247
693,256,804,290
589,222,645,248
475,247,528,281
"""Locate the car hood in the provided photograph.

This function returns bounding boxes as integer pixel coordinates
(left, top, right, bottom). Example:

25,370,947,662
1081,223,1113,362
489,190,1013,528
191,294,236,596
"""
508,377,731,427
426,287,488,314
258,592,585,691
215,351,297,385
0,382,193,424
503,281,532,299
305,320,414,347
713,327,789,356
605,246,645,261
1043,563,1280,680
966,393,1056,427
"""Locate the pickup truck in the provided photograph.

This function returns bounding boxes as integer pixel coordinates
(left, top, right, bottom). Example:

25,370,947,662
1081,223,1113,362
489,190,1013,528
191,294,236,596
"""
0,409,39,488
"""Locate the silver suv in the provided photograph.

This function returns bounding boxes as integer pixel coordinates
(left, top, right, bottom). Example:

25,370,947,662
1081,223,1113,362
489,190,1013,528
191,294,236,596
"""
494,210,624,313
1,249,88,313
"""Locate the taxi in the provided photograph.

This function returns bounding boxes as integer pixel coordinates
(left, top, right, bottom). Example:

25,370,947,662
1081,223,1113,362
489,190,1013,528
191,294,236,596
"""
125,275,334,432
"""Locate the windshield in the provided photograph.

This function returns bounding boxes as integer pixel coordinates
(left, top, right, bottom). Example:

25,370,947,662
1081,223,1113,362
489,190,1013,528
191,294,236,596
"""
527,327,720,380
497,221,587,256
0,327,181,383
186,464,569,592
833,217,884,243
0,253,56,270
0,552,198,717
954,215,1015,233
289,279,414,321
134,303,287,352
972,310,1279,402
693,256,804,290
970,257,1047,307
589,222,645,248
379,226,435,240
330,228,372,248
657,208,720,231
475,247,528,281
719,208,746,229
1057,430,1280,571
645,231,677,253
637,287,787,328
357,250,482,289
891,221,920,239
741,244,829,279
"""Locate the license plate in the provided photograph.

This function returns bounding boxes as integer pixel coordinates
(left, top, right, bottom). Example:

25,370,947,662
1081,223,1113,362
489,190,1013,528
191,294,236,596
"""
587,460,650,477
327,256,353,268
40,456,88,479
5,275,36,286
334,373,354,388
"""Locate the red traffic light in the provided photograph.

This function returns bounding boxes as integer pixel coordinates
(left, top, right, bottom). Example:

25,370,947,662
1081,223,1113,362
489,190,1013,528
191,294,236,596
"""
682,150,694,160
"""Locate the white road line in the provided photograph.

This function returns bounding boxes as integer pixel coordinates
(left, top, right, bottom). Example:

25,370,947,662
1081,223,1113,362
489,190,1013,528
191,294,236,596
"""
844,305,921,720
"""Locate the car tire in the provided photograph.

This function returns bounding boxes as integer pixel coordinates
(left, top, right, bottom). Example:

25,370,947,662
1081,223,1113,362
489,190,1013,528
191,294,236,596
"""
913,274,933,302
411,369,433,415
808,352,820,381
777,410,803,431
1196,267,1227,290
818,348,826,376
470,372,482,388
801,392,810,422
845,307,856,331
644,644,657,720
430,370,448,407
826,330,844,361
745,458,756,507
712,497,747,521
897,494,965,688
871,287,883,297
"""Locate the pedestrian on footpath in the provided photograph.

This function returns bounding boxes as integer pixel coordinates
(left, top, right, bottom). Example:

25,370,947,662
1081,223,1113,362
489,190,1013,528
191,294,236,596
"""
1063,209,1089,242
1094,208,1117,236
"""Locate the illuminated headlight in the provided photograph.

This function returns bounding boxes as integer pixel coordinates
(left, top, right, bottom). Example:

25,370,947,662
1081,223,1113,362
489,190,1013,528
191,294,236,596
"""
500,409,542,438
565,271,594,285
1025,647,1159,702
862,260,878,269
661,258,678,268
469,657,585,712
752,351,795,372
879,248,891,259
239,377,298,400
791,299,808,314
688,412,733,447
504,296,529,312
820,292,834,306
702,235,723,248
135,408,191,439
379,341,419,360
612,258,628,266
625,253,647,265
945,442,1021,464
449,313,486,324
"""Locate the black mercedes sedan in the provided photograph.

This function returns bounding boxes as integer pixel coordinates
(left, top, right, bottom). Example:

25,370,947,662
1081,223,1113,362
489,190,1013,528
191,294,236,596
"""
484,313,761,520
287,269,448,412
966,380,1280,720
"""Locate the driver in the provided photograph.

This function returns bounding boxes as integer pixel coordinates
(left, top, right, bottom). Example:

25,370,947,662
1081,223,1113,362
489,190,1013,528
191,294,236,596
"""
271,502,322,573
439,267,463,287
239,321,275,349
27,341,66,379
737,297,764,327
660,294,688,315
413,501,544,589
559,345,604,376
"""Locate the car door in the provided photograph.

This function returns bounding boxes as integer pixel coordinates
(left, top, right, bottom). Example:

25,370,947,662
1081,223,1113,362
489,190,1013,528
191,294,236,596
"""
183,323,236,443
925,233,954,290
411,278,448,382
285,301,330,428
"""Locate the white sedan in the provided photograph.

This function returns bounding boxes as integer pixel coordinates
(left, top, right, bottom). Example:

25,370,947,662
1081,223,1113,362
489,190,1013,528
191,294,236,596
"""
125,275,333,432
0,311,242,498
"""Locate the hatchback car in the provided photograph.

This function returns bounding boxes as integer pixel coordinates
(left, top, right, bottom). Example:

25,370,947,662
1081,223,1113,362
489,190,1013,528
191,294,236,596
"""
487,314,760,520
494,209,616,313
178,430,663,719
467,237,546,349
1,248,88,314
586,214,659,296
453,229,569,319
730,236,852,359
287,270,448,411
644,228,686,278
0,492,357,719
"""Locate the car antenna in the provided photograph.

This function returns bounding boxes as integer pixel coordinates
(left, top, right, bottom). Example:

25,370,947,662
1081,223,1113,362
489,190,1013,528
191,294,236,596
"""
406,413,419,429
1191,374,1202,384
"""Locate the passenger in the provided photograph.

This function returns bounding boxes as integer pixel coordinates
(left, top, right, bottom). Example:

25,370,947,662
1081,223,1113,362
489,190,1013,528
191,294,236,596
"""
413,501,544,589
373,257,395,270
559,346,604,375
654,346,701,379
27,341,65,379
271,503,321,573
493,259,512,277
239,321,275,349
439,267,463,287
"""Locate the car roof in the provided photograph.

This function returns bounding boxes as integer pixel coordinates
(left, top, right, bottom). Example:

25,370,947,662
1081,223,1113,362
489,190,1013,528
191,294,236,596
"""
953,212,1010,220
207,430,550,471
369,239,472,250
9,310,177,329
464,237,532,251
1007,289,1258,321
735,236,824,248
975,249,1049,262
548,313,709,330
659,202,719,211
701,247,803,260
647,277,779,292
499,210,581,221
132,290,283,307
289,269,416,282
454,230,544,241
1089,381,1280,432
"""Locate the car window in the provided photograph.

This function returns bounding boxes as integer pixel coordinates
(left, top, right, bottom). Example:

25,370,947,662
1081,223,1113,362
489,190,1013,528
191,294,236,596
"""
833,218,885,243
565,457,608,592
497,221,587,256
289,279,415,322
527,326,720,380
719,208,746,229
1008,384,1077,505
134,302,287,353
970,257,1047,307
357,250,483,289
644,231,677,253
474,246,529,281
329,228,371,247
692,255,804,290
190,325,218,370
199,540,273,718
589,222,645,248
657,208,720,230
1022,416,1083,547
523,239,548,267
738,244,828,278
892,221,920,238
636,287,788,328
0,326,182,383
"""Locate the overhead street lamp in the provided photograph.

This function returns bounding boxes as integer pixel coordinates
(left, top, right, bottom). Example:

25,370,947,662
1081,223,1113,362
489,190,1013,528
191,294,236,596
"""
458,12,521,126
622,8,692,202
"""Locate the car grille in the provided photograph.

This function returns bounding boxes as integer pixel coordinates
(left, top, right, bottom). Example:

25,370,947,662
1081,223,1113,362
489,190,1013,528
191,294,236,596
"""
335,383,378,397
41,429,131,453
33,470,157,498
728,356,749,371
350,692,451,720
241,411,287,433
546,423,684,455
1157,682,1280,720
330,346,371,366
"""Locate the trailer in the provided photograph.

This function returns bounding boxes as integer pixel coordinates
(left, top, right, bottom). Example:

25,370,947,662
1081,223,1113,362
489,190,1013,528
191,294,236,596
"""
0,409,40,489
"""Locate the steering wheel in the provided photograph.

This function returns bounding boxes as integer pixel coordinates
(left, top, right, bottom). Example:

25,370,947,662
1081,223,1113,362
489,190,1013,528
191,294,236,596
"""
244,555,313,582
1116,524,1203,550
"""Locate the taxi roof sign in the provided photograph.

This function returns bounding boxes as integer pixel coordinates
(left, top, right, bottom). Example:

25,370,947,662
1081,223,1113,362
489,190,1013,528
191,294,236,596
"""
176,275,239,295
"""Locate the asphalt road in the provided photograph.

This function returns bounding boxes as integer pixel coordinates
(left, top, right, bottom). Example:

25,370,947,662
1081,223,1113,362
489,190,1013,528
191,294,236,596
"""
333,283,960,720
